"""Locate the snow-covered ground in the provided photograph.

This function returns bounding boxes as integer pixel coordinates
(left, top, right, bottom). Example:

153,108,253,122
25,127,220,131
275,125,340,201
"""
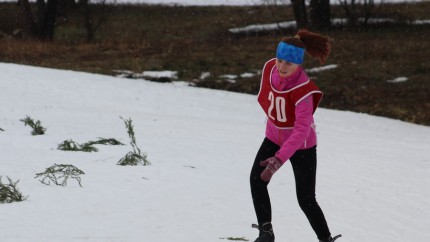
229,18,430,35
1,62,429,242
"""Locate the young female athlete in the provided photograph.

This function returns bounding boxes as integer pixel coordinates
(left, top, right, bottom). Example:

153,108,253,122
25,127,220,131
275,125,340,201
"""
250,29,341,242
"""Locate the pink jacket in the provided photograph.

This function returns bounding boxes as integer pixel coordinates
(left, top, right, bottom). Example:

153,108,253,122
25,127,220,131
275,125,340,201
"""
266,66,318,163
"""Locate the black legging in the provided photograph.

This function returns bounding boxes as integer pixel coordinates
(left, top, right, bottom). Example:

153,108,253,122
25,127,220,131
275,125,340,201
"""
250,138,331,240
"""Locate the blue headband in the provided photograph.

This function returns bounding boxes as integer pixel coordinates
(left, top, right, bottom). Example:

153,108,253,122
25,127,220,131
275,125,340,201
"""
276,42,305,64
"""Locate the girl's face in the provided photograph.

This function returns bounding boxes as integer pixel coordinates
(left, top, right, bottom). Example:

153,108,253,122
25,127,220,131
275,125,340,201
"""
276,58,299,77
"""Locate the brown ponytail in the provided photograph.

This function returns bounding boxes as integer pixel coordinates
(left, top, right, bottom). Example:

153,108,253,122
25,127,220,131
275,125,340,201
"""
281,29,331,64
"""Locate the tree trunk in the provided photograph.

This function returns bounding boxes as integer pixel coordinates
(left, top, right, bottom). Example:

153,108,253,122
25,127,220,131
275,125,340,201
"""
340,0,358,27
310,0,331,30
81,0,95,42
19,0,38,37
290,0,308,29
42,0,58,40
36,0,46,34
81,0,109,42
19,0,58,40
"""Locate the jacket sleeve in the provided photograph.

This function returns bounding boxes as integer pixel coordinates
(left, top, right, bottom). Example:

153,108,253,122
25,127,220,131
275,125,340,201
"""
275,95,313,163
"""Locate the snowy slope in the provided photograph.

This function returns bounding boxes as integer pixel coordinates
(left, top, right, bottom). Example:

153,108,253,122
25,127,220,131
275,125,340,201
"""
0,63,429,242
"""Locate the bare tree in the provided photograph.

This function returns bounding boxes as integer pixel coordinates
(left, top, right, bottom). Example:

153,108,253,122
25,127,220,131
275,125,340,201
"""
80,0,110,42
262,0,288,33
310,0,331,29
18,0,59,40
41,0,59,40
259,0,308,30
339,0,359,26
290,0,308,28
338,0,377,26
259,0,332,30
19,0,38,37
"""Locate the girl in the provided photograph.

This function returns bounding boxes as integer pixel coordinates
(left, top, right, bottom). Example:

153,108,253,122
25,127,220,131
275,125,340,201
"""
250,29,341,242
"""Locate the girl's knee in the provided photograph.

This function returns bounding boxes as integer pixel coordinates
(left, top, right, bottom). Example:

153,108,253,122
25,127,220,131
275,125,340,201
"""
250,174,268,189
297,194,317,210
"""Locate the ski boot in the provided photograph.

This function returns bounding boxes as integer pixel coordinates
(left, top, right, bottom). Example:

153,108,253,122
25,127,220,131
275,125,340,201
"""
319,234,342,242
252,222,275,242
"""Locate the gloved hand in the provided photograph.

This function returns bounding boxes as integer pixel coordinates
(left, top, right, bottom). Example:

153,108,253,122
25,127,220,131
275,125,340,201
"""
260,156,283,182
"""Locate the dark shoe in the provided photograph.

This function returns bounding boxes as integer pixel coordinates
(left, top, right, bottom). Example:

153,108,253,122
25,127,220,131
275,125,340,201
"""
252,223,275,242
319,234,342,242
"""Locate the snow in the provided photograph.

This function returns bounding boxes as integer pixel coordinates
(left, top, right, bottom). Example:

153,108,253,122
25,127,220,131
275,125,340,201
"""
229,21,296,34
141,70,178,79
113,70,177,80
218,72,257,83
220,74,239,80
1,62,430,242
306,65,338,74
230,18,430,34
200,72,211,80
387,76,408,83
240,72,256,78
414,20,430,24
